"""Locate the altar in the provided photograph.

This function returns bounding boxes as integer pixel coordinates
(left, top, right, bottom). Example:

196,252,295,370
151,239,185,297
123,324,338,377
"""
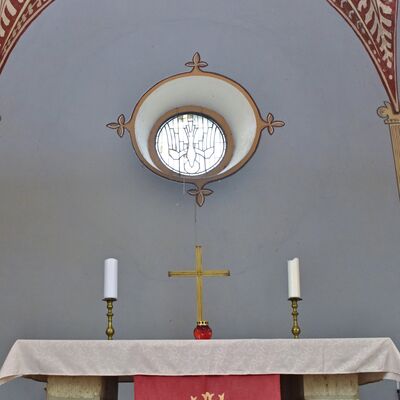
1,338,400,400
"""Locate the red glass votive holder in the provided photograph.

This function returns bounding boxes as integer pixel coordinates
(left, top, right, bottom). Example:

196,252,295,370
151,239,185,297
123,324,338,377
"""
193,321,212,339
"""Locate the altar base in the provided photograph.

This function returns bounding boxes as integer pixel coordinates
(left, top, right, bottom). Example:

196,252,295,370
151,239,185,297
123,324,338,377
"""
47,376,118,400
303,374,359,400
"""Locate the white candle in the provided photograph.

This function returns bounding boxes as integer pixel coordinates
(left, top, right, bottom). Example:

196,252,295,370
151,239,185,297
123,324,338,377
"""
103,258,118,300
288,257,301,299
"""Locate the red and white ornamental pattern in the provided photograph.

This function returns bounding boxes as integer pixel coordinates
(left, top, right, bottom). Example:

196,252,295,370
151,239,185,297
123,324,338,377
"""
328,0,399,112
0,0,54,74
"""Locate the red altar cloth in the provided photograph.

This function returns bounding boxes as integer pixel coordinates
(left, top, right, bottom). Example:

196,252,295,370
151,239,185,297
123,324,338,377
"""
135,375,281,400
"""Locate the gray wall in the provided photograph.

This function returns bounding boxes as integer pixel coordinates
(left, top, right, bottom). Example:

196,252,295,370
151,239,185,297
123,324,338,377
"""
0,0,399,399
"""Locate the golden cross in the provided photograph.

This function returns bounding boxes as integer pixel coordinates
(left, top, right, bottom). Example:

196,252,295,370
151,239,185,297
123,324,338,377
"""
168,245,230,323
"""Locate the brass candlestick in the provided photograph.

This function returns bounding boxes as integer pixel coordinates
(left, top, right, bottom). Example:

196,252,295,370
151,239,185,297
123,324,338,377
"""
289,297,301,339
104,299,116,340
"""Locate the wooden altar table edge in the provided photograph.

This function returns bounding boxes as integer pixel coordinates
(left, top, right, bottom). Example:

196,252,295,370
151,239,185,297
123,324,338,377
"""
1,338,399,386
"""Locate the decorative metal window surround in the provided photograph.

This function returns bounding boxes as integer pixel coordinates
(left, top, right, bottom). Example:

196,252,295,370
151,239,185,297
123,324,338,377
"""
107,53,285,206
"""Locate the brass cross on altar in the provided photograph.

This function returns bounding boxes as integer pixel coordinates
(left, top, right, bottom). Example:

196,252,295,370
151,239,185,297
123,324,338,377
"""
168,245,230,323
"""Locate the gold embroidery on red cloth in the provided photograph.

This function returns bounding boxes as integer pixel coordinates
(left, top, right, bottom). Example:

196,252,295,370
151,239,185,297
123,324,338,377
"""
191,392,225,400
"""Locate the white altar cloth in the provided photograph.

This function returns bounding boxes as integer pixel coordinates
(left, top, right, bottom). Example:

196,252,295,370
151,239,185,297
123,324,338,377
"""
1,338,400,386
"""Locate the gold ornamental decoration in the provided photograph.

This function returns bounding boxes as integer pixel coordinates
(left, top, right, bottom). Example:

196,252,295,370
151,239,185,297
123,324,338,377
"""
191,392,225,400
107,52,285,206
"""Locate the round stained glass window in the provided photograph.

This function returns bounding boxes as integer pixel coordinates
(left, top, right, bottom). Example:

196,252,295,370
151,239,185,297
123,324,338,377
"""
154,113,227,176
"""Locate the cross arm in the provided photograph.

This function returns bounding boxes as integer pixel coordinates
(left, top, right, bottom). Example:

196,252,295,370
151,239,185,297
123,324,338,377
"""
168,270,230,277
202,270,230,277
168,271,197,277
